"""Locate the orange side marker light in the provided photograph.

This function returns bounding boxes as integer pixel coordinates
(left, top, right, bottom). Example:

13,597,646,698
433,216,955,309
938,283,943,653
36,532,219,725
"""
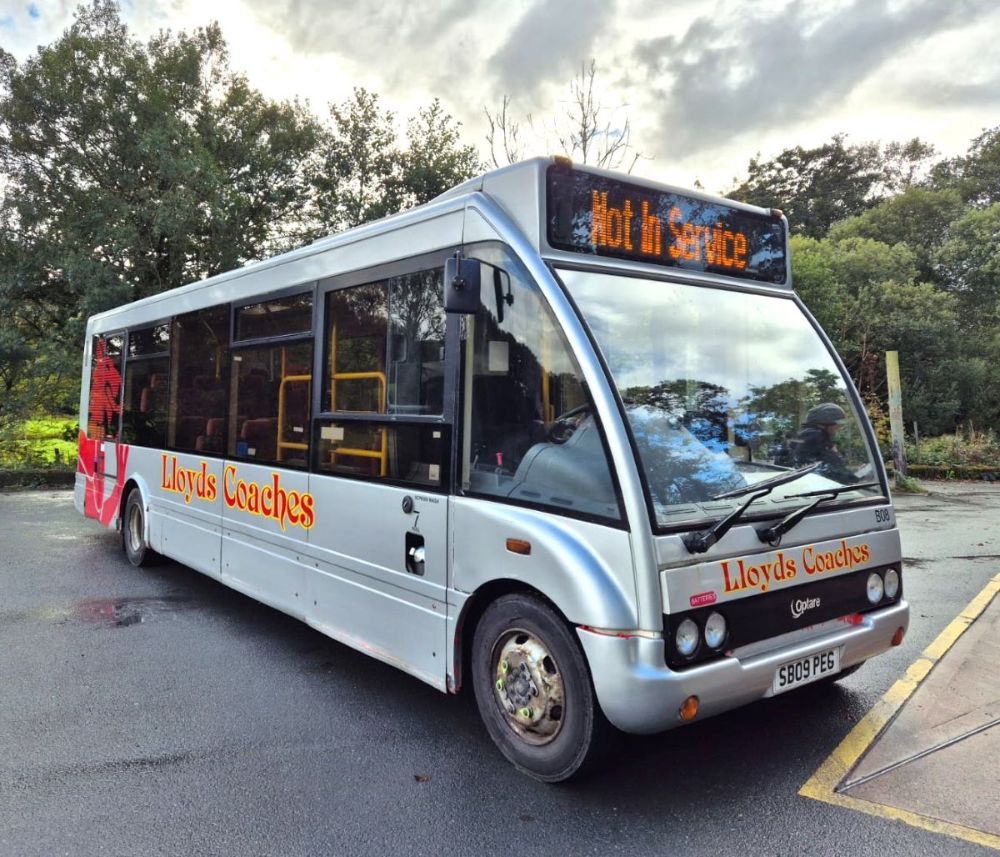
678,695,699,722
506,538,531,556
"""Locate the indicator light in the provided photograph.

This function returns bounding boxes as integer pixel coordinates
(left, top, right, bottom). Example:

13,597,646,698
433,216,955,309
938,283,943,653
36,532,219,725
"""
678,695,700,722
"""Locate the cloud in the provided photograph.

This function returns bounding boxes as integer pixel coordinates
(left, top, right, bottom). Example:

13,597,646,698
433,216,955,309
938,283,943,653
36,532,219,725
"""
633,0,999,161
239,0,493,85
487,0,617,103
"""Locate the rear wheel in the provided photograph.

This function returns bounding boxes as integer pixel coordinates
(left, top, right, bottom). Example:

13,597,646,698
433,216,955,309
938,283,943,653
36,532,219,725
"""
471,593,609,782
122,490,152,567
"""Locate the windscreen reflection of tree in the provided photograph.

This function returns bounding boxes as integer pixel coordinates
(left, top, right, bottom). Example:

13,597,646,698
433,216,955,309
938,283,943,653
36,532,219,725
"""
741,369,846,463
623,380,730,452
622,379,744,504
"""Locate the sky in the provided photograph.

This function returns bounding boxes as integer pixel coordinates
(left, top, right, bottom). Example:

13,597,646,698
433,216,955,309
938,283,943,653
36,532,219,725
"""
1,0,999,192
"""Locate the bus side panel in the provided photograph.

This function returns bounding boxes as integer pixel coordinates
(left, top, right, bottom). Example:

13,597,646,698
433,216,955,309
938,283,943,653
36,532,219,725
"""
449,498,638,631
144,447,224,577
304,478,449,691
305,565,446,691
220,460,310,620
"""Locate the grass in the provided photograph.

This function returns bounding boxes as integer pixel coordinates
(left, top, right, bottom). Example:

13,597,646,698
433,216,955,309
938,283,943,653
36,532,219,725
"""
892,473,927,493
0,416,78,469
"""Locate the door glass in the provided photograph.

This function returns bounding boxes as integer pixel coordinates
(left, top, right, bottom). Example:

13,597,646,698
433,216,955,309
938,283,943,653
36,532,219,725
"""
463,246,620,522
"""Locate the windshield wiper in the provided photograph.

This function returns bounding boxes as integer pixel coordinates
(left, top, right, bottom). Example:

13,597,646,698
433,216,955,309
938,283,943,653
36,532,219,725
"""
756,481,880,545
682,463,820,555
710,462,820,501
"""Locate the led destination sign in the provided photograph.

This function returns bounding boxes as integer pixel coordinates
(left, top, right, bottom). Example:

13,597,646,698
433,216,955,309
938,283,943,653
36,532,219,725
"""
546,166,788,284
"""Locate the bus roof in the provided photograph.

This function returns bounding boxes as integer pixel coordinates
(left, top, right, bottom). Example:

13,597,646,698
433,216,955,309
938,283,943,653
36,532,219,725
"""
86,157,788,331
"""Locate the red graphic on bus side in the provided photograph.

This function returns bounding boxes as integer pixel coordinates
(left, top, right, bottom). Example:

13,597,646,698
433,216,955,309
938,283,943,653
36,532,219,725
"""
87,337,122,439
78,432,130,527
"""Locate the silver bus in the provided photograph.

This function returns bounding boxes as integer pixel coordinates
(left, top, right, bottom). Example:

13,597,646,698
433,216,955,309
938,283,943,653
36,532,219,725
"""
76,158,908,781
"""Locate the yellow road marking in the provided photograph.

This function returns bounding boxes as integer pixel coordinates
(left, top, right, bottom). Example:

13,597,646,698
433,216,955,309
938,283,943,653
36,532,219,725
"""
799,572,1000,851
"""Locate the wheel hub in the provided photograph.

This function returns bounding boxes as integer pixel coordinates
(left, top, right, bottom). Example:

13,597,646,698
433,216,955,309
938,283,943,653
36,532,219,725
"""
492,631,565,745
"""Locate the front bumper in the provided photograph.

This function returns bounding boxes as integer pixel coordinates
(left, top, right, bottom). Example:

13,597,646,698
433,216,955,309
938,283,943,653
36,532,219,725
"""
577,599,909,734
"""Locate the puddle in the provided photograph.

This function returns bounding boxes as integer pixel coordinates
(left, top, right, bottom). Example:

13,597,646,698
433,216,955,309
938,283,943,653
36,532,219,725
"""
74,596,193,627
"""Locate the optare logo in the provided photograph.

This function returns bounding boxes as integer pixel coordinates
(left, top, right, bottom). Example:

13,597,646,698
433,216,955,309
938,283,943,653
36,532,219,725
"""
791,596,821,619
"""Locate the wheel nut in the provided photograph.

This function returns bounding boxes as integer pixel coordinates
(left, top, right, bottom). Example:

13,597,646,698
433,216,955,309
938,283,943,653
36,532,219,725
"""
496,679,505,691
519,707,532,718
501,660,510,674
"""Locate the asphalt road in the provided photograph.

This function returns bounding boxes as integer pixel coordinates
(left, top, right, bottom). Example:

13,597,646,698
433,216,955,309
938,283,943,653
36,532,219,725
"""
1,486,997,857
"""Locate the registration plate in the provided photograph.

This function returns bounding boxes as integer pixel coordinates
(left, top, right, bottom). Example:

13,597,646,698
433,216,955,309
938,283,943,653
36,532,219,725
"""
772,648,840,694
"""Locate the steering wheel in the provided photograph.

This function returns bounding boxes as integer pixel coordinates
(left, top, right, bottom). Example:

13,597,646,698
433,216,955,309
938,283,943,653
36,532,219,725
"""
547,403,591,444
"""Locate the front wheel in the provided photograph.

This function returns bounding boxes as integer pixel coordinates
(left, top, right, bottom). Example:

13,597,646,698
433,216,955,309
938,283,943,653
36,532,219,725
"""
471,593,610,782
122,490,153,567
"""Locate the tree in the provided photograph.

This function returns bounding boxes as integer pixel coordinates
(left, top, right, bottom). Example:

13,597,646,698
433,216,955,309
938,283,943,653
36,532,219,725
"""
789,233,971,434
485,94,527,169
0,1,320,421
935,203,1000,322
829,186,965,282
728,135,936,238
484,60,642,171
397,98,482,206
930,124,1000,207
314,88,401,232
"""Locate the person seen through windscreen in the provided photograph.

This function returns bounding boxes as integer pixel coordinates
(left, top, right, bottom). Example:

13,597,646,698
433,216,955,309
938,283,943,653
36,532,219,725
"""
792,402,859,484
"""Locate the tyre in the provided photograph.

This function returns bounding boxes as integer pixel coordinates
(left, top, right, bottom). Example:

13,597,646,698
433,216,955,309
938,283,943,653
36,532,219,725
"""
471,593,610,782
122,489,152,567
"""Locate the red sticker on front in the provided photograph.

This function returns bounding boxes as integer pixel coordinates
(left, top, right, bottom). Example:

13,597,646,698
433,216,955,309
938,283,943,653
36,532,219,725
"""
690,591,718,608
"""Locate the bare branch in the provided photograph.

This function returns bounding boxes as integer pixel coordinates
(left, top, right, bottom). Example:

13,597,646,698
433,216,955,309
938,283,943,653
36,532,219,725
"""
484,94,525,167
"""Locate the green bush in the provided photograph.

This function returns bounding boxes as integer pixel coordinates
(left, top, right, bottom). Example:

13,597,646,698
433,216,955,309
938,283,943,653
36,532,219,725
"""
0,416,77,469
908,464,1000,481
908,428,1000,468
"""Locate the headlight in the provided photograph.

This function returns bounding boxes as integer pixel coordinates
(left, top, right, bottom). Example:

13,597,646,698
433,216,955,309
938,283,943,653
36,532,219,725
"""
704,612,727,649
676,618,699,657
884,568,900,599
866,571,884,604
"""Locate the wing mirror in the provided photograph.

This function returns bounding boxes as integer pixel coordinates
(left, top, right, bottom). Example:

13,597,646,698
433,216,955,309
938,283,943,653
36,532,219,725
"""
444,254,481,314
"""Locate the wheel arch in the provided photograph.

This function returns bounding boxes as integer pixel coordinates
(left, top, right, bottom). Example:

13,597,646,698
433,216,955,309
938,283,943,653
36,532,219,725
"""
118,473,153,542
452,579,586,695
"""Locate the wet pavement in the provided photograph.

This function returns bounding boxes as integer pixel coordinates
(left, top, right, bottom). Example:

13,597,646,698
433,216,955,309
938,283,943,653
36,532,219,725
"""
1,486,998,856
843,585,999,836
799,481,1000,850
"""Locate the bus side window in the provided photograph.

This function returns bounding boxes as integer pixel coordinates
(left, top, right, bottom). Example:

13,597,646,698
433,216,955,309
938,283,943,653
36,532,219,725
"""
121,323,170,448
228,292,315,466
228,342,312,467
87,332,124,441
463,246,621,523
323,270,445,417
169,306,229,453
319,265,447,486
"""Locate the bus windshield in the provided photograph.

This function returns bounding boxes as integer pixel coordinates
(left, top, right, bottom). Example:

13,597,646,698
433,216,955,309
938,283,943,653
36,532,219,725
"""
560,268,881,529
